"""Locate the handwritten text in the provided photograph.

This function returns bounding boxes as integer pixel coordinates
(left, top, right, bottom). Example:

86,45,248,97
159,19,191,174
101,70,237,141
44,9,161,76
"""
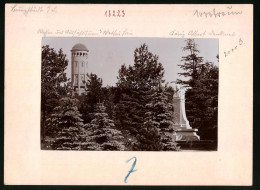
223,38,244,58
10,4,57,16
124,157,137,183
169,29,236,38
37,28,133,37
193,6,242,18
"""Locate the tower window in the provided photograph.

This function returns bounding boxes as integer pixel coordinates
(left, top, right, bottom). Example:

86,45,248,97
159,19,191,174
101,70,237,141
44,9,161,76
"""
80,53,82,56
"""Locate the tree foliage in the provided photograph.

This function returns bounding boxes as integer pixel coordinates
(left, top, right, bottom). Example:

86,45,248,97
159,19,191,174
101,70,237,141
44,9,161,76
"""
115,44,178,150
41,43,182,151
82,104,125,151
78,73,104,123
177,39,218,140
133,115,163,151
117,43,165,90
115,44,165,136
49,97,84,150
146,85,179,151
177,39,204,86
115,89,148,135
41,45,70,138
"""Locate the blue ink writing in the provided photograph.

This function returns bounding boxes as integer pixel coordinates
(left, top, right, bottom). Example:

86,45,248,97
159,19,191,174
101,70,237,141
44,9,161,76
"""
124,156,137,183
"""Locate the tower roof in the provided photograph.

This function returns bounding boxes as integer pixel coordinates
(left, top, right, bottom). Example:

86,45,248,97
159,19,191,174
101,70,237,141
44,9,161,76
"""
71,43,88,51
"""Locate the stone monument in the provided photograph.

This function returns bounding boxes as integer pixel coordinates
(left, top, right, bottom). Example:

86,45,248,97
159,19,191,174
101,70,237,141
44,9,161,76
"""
171,82,200,141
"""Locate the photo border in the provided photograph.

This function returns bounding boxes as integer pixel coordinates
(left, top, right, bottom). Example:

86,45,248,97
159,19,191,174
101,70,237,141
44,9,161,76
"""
1,0,258,189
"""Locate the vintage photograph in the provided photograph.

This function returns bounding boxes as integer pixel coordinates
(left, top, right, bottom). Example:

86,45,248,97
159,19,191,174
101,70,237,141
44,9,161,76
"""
41,37,219,151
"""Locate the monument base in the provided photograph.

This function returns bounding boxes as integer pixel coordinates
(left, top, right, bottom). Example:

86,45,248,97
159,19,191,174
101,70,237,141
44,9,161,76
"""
176,140,217,151
173,129,200,141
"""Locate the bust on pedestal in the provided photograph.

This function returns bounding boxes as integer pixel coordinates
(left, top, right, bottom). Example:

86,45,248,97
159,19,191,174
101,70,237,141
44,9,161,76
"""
171,83,200,141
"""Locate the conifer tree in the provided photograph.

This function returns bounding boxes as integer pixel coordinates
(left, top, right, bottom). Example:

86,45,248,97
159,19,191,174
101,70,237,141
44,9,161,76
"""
82,104,125,151
177,39,204,87
41,45,70,139
115,44,165,136
115,89,147,135
78,73,104,123
177,39,218,141
146,85,179,151
133,113,163,151
102,86,117,120
48,97,84,150
184,61,218,140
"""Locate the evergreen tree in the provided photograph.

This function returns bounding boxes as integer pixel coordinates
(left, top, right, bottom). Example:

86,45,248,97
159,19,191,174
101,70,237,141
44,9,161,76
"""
114,44,181,150
115,44,165,135
146,85,179,151
177,39,204,87
102,86,116,120
41,45,70,139
48,97,84,150
82,104,125,151
115,89,147,135
177,39,218,141
185,62,218,140
133,113,163,151
117,44,165,91
78,73,104,123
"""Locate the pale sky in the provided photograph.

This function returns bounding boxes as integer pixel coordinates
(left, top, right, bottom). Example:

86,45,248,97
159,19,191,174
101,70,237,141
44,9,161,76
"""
42,37,218,86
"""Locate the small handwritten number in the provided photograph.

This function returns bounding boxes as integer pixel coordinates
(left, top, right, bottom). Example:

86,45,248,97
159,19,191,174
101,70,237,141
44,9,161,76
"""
124,156,137,183
224,38,244,58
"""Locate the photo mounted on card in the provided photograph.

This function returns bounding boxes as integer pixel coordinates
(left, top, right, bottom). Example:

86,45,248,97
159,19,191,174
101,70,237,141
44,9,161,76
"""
41,37,218,151
5,4,252,185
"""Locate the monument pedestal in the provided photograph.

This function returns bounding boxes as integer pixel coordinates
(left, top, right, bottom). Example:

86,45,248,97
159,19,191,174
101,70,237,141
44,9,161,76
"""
173,129,200,141
171,83,200,142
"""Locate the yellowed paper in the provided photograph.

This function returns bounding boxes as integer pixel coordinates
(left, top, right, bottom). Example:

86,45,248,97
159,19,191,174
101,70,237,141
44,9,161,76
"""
5,4,253,185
